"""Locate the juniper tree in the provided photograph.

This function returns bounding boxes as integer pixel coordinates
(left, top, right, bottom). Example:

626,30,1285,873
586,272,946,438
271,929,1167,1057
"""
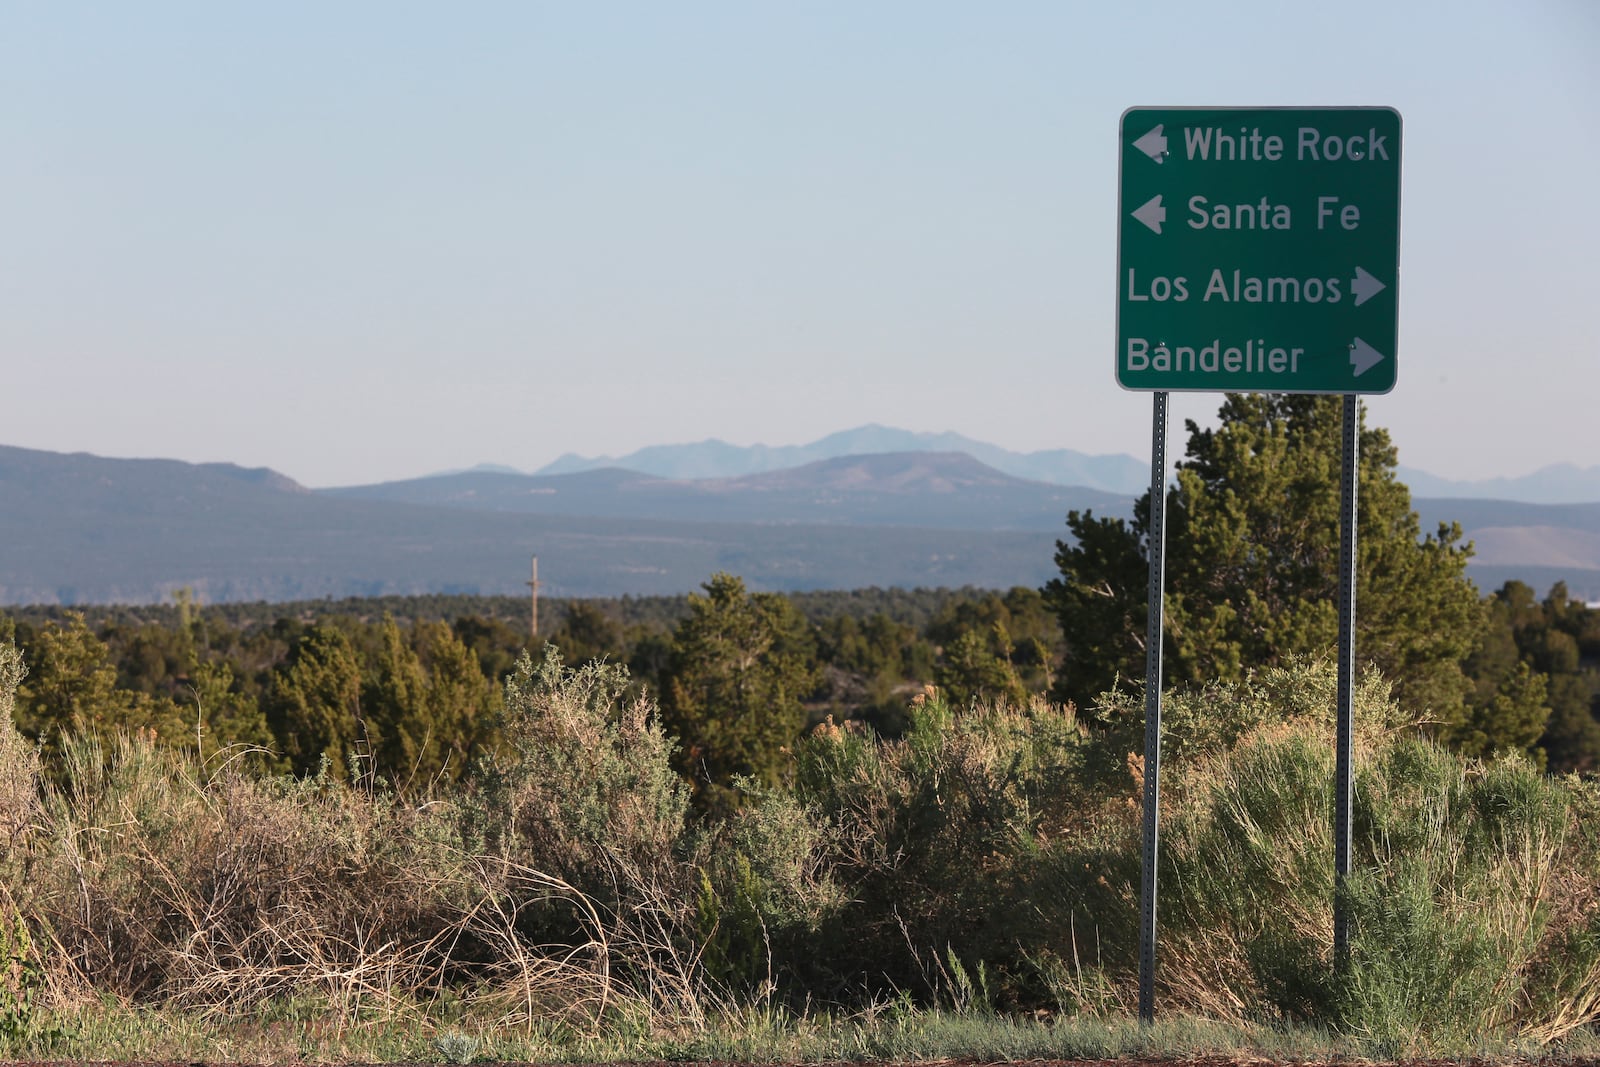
268,623,365,780
661,573,818,815
1044,394,1520,746
14,613,189,764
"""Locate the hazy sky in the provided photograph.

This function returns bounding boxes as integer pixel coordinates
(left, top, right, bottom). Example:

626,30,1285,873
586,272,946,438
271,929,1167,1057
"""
4,2,1596,488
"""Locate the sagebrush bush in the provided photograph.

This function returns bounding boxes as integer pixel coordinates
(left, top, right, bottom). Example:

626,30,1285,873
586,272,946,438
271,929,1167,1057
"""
773,691,1091,1004
695,777,846,995
1141,664,1600,1047
466,647,708,1019
480,648,692,897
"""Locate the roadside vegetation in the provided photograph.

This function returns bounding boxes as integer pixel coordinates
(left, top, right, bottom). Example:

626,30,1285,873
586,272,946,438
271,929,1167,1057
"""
3,395,1600,1061
2,647,1599,1060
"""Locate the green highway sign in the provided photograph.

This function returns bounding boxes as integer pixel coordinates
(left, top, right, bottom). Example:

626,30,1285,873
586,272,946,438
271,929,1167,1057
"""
1116,107,1401,393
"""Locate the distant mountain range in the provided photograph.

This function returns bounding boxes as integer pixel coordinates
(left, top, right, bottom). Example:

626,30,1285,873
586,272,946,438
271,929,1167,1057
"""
4,437,1600,605
447,424,1600,506
1396,464,1600,506
529,424,1154,495
333,452,1131,531
0,445,1065,605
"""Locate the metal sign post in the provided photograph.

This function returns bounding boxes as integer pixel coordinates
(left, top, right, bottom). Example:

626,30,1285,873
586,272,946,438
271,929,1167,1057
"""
1137,390,1169,1024
1115,107,1401,1018
1334,394,1359,967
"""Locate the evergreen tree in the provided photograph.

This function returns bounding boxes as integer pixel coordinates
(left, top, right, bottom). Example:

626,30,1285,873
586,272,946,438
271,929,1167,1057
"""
661,573,818,815
14,613,188,762
1045,395,1487,734
269,624,365,780
186,659,278,770
415,620,500,783
548,601,626,666
363,616,432,785
15,613,122,743
934,624,1028,709
451,613,531,687
1459,584,1553,761
1476,581,1600,771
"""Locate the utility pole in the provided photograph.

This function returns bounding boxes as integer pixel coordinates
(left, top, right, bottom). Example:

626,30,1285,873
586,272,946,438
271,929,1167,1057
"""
526,555,541,640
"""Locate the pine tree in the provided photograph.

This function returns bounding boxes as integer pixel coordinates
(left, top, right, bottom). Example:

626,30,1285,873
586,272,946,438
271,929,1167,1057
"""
1045,395,1487,735
364,616,431,786
662,573,818,815
934,625,1028,709
268,624,365,779
14,613,188,763
416,620,499,783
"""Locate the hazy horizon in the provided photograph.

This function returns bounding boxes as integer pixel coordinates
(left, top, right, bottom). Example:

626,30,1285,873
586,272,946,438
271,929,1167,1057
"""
6,2,1595,487
9,421,1597,497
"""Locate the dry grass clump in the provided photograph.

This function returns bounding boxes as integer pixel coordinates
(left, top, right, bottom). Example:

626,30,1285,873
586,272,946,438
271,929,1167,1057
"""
0,645,710,1039
17,733,453,1011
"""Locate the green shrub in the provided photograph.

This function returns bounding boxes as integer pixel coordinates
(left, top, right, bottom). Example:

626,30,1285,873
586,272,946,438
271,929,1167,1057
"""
0,903,43,1042
1336,745,1599,1050
778,691,1089,1003
1128,661,1600,1047
477,646,692,904
470,646,706,1019
696,778,845,994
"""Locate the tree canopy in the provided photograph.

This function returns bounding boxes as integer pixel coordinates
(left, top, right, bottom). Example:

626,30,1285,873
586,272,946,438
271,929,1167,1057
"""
661,573,819,814
1044,394,1534,751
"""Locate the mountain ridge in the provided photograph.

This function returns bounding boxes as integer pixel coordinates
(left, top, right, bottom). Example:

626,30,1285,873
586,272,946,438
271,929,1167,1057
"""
527,425,1600,505
532,423,1153,495
5,441,1600,605
1396,463,1600,505
327,451,1132,531
0,444,1072,605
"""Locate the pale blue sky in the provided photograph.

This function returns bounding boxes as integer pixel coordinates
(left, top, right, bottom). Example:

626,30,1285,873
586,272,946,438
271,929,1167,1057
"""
3,2,1596,488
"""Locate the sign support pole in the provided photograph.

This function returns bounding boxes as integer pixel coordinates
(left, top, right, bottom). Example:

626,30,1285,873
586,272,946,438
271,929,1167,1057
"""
1334,393,1359,970
1137,389,1169,1024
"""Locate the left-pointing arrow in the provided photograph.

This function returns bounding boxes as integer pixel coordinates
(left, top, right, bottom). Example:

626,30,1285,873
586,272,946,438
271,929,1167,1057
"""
1133,125,1167,163
1132,195,1166,234
1350,338,1386,377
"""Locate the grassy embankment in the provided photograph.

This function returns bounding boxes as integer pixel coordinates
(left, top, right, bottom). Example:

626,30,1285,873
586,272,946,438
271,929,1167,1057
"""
2,640,1598,1062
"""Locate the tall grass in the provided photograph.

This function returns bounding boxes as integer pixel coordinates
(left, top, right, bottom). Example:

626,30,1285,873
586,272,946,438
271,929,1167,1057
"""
2,639,1598,1058
0,645,716,1044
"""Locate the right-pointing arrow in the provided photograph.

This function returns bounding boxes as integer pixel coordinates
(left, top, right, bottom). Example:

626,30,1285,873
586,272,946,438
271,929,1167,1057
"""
1351,266,1387,307
1131,194,1166,234
1133,124,1167,163
1350,338,1386,377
